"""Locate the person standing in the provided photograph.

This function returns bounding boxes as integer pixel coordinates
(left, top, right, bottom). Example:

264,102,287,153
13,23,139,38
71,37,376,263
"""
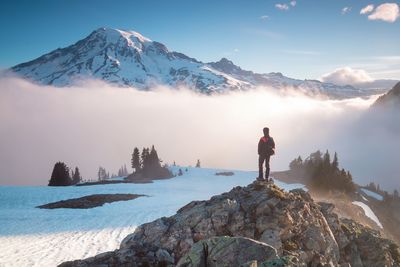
258,127,275,181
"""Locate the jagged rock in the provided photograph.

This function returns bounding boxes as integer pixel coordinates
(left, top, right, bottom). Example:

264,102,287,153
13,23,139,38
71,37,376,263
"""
60,181,400,267
176,236,278,267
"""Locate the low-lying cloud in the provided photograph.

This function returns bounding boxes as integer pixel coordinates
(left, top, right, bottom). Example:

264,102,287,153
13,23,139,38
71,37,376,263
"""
0,77,398,191
321,67,373,86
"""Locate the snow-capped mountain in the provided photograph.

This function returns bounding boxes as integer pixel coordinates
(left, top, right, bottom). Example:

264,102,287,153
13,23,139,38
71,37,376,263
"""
11,28,248,93
10,27,385,98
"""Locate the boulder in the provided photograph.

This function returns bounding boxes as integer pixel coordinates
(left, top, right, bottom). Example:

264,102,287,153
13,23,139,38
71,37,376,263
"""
176,236,278,267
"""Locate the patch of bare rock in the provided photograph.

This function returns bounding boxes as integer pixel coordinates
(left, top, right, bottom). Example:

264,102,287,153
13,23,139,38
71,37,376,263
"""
37,194,145,209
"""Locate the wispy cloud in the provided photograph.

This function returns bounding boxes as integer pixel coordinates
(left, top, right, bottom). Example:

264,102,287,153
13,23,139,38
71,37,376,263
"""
260,15,269,20
367,3,400,23
275,3,289,11
360,4,374,15
341,7,352,15
290,1,296,7
369,68,400,76
372,55,400,61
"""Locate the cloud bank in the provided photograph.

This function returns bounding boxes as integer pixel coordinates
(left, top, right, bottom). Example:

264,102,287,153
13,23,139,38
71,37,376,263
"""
321,67,373,86
0,77,398,191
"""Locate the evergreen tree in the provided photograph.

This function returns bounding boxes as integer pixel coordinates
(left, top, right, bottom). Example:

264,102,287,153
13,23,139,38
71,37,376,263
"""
150,145,160,167
98,166,108,180
289,156,303,172
72,167,82,185
394,189,399,199
141,147,149,169
367,182,377,192
123,164,128,176
332,152,339,170
131,147,140,173
48,162,71,186
323,150,331,168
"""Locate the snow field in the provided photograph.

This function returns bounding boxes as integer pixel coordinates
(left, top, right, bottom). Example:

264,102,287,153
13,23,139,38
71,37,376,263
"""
0,167,304,266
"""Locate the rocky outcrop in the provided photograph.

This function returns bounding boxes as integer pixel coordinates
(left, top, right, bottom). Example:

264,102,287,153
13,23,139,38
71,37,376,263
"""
37,194,145,209
60,181,400,267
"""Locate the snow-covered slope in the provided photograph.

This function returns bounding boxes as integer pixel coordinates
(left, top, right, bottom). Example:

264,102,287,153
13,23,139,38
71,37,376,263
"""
11,27,383,98
0,167,304,267
360,188,383,201
352,201,383,228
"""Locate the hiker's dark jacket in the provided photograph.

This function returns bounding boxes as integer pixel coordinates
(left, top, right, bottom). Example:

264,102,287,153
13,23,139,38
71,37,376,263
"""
258,136,275,156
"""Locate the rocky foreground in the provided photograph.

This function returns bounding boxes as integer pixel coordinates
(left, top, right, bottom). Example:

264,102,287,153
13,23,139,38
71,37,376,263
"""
60,181,400,267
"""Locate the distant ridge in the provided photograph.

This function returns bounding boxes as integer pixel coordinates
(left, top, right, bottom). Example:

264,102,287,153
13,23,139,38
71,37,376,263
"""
374,82,400,107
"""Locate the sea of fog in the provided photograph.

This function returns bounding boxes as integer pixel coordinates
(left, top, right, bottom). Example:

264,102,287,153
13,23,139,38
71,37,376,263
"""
0,77,399,191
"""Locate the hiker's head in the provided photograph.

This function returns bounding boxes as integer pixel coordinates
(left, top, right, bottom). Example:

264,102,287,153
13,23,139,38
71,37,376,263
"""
263,127,269,136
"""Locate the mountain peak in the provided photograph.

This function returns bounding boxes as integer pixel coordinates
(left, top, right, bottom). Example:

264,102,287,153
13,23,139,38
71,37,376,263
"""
91,27,152,44
217,57,235,65
209,57,243,74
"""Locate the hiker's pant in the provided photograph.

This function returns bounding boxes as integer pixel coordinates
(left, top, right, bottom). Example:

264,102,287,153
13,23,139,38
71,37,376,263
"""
258,154,271,179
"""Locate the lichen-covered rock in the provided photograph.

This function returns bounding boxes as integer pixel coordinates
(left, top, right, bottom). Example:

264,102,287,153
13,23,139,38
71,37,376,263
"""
176,236,278,267
60,181,400,267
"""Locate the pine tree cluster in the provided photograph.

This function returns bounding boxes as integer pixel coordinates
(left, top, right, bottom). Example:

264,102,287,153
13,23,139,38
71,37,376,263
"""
289,150,355,193
97,167,109,181
117,165,129,177
48,162,82,186
130,145,172,179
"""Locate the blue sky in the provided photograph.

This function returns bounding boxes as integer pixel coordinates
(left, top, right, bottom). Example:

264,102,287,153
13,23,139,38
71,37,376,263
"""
0,0,399,80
